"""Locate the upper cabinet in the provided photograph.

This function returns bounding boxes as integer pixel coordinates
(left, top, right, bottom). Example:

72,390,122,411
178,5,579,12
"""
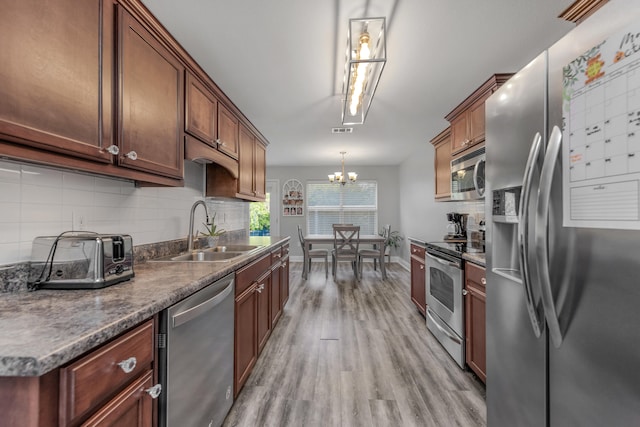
430,127,452,200
0,0,115,163
118,7,184,180
0,0,268,192
445,74,512,157
206,124,266,202
559,0,609,24
217,104,239,159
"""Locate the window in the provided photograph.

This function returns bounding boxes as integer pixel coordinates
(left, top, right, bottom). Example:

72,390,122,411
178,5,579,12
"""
306,180,378,234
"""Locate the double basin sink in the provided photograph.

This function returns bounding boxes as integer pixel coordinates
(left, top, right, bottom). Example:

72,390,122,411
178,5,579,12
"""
151,244,262,263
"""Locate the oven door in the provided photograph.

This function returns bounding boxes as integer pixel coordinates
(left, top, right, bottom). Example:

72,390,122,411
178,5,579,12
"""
425,251,464,337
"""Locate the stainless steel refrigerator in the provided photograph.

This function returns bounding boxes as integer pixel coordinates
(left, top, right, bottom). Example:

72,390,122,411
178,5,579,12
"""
485,1,640,426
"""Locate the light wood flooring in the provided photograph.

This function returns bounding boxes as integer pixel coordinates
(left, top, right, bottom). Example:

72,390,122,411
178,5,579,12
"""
223,261,486,427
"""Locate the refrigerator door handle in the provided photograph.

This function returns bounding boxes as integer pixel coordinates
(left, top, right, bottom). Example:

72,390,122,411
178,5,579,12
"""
518,132,544,338
473,158,485,197
535,125,564,348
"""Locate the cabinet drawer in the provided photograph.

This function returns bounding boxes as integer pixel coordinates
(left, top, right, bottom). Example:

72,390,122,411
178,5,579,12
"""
281,243,290,258
236,253,271,295
410,244,425,259
465,262,486,289
270,246,283,264
59,320,154,425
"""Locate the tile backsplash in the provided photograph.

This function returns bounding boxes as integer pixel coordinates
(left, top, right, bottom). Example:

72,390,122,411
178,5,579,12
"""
0,159,249,266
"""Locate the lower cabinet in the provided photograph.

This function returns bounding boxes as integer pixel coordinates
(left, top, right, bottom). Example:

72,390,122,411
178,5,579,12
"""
464,262,486,383
234,243,290,397
0,318,160,427
410,244,426,316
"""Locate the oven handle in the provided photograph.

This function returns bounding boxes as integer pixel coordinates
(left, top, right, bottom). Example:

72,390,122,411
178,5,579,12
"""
427,309,462,344
518,131,544,338
425,252,460,269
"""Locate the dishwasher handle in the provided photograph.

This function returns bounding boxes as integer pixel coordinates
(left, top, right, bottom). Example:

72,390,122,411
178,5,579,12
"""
172,279,234,328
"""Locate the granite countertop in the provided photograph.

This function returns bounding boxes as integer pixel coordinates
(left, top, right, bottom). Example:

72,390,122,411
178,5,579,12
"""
463,252,486,267
408,237,428,247
0,236,289,377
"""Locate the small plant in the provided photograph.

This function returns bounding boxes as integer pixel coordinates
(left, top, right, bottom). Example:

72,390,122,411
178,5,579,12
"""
200,212,225,237
380,227,404,250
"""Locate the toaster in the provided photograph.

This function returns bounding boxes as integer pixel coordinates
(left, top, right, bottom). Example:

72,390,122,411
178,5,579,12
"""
29,233,134,290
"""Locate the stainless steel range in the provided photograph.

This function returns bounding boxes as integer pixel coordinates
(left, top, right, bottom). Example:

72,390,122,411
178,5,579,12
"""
425,241,484,368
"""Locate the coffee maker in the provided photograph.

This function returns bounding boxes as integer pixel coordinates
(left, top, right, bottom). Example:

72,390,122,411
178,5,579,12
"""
445,212,468,241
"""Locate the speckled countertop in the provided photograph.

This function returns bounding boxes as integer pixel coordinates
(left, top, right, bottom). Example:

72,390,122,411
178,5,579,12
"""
463,252,486,267
0,236,289,377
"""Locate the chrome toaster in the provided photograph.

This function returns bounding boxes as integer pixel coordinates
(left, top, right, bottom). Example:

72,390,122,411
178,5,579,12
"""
29,232,134,289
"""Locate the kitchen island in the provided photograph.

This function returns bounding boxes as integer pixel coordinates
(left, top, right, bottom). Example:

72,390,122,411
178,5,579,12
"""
0,235,289,426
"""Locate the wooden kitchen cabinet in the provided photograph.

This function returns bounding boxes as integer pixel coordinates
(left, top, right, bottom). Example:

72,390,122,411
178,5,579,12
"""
431,127,452,200
217,103,240,159
559,0,609,23
410,244,426,316
256,270,272,355
464,262,486,383
0,0,114,163
206,124,266,201
185,73,218,147
117,7,184,180
280,244,290,307
445,74,512,157
234,282,258,397
270,251,283,328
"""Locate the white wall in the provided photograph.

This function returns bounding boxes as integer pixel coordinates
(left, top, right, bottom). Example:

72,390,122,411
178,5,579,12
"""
0,159,248,266
266,165,400,258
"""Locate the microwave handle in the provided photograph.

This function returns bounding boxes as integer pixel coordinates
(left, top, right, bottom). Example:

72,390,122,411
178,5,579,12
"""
473,158,485,197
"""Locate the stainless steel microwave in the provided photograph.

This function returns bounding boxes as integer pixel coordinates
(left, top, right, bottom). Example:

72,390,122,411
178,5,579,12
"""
451,147,485,200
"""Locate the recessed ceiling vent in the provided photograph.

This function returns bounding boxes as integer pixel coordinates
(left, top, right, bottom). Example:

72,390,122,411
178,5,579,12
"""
331,127,353,134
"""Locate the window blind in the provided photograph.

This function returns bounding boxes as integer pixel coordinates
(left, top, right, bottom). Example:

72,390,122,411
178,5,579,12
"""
306,180,378,235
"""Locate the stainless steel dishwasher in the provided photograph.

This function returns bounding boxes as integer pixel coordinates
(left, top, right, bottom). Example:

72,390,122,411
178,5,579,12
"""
158,273,235,427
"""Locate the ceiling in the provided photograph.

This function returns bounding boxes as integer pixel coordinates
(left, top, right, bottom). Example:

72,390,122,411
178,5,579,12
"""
141,0,576,167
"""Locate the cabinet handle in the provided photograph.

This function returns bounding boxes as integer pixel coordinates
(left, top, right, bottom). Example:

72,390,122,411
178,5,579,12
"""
125,151,138,160
145,384,162,399
419,265,424,270
219,140,226,147
256,283,265,293
117,357,137,373
462,289,468,296
282,262,287,268
481,277,486,285
105,144,119,155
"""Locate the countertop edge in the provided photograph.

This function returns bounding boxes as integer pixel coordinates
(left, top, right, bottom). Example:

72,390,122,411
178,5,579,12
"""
0,236,290,377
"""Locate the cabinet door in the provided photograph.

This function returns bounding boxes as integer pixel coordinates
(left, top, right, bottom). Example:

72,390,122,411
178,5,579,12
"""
410,256,426,316
234,285,257,397
256,271,271,355
0,0,114,163
118,8,184,179
465,263,486,383
185,73,217,146
237,125,255,197
254,140,266,199
217,103,239,159
270,265,282,328
80,370,153,427
468,94,489,145
431,128,451,200
280,257,290,307
450,114,469,155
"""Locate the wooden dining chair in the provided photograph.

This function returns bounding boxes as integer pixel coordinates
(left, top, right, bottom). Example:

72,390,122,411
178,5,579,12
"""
298,225,329,278
358,224,390,277
331,225,360,280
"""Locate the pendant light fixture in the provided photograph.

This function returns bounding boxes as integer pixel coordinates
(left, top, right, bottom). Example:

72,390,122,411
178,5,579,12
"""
328,151,357,185
341,17,386,125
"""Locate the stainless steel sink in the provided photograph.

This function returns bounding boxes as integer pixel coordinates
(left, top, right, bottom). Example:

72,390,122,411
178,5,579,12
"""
208,245,259,252
149,244,262,263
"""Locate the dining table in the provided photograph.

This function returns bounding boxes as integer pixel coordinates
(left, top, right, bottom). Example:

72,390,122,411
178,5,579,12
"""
303,234,386,280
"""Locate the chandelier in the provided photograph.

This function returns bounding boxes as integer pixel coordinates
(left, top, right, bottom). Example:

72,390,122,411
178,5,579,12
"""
328,151,357,185
341,17,386,125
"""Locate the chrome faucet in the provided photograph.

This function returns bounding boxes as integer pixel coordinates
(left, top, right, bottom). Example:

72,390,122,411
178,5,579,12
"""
187,200,210,252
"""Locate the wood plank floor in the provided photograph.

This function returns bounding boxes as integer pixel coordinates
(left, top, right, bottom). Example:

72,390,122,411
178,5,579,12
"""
223,262,486,427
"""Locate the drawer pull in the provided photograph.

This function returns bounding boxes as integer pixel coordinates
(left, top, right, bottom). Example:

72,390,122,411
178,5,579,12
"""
481,277,486,285
462,289,468,296
145,384,162,399
117,357,137,374
256,283,265,293
105,144,119,155
125,150,138,160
